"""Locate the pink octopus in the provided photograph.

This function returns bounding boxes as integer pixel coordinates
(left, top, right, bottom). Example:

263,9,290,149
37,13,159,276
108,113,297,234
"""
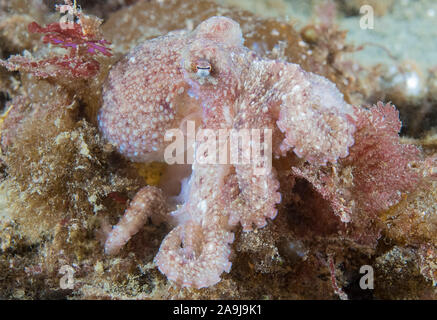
98,16,356,288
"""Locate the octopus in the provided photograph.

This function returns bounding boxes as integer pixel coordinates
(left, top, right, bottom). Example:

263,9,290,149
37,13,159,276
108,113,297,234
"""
98,16,356,288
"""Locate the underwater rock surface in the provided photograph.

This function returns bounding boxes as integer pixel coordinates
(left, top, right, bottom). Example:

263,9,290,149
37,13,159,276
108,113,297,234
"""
0,0,436,299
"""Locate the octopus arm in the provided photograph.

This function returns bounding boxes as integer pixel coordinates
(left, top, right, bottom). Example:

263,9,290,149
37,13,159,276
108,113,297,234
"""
227,111,282,230
275,63,356,165
225,66,283,230
229,164,281,231
154,222,234,288
104,186,169,255
154,160,236,288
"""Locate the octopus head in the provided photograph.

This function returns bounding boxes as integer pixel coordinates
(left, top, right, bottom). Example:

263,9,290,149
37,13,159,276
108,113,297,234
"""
181,16,246,104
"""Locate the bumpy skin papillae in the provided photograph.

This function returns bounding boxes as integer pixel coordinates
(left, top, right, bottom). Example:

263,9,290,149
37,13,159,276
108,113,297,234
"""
99,16,356,288
276,67,356,165
104,186,169,255
98,33,191,162
180,17,247,129
155,222,235,288
155,161,235,288
183,20,283,232
228,66,283,230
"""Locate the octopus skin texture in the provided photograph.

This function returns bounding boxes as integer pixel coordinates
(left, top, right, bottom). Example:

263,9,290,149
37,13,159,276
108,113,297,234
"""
98,16,356,288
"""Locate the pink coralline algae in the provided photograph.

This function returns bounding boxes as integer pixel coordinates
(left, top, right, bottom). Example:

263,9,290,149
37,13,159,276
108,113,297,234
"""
98,16,363,288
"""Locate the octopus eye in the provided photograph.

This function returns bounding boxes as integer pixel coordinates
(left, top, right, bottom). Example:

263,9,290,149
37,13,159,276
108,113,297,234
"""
195,59,212,77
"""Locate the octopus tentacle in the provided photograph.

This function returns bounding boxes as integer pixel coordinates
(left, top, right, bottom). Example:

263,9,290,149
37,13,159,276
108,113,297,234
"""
104,186,169,255
229,164,281,231
154,222,234,288
276,67,356,165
